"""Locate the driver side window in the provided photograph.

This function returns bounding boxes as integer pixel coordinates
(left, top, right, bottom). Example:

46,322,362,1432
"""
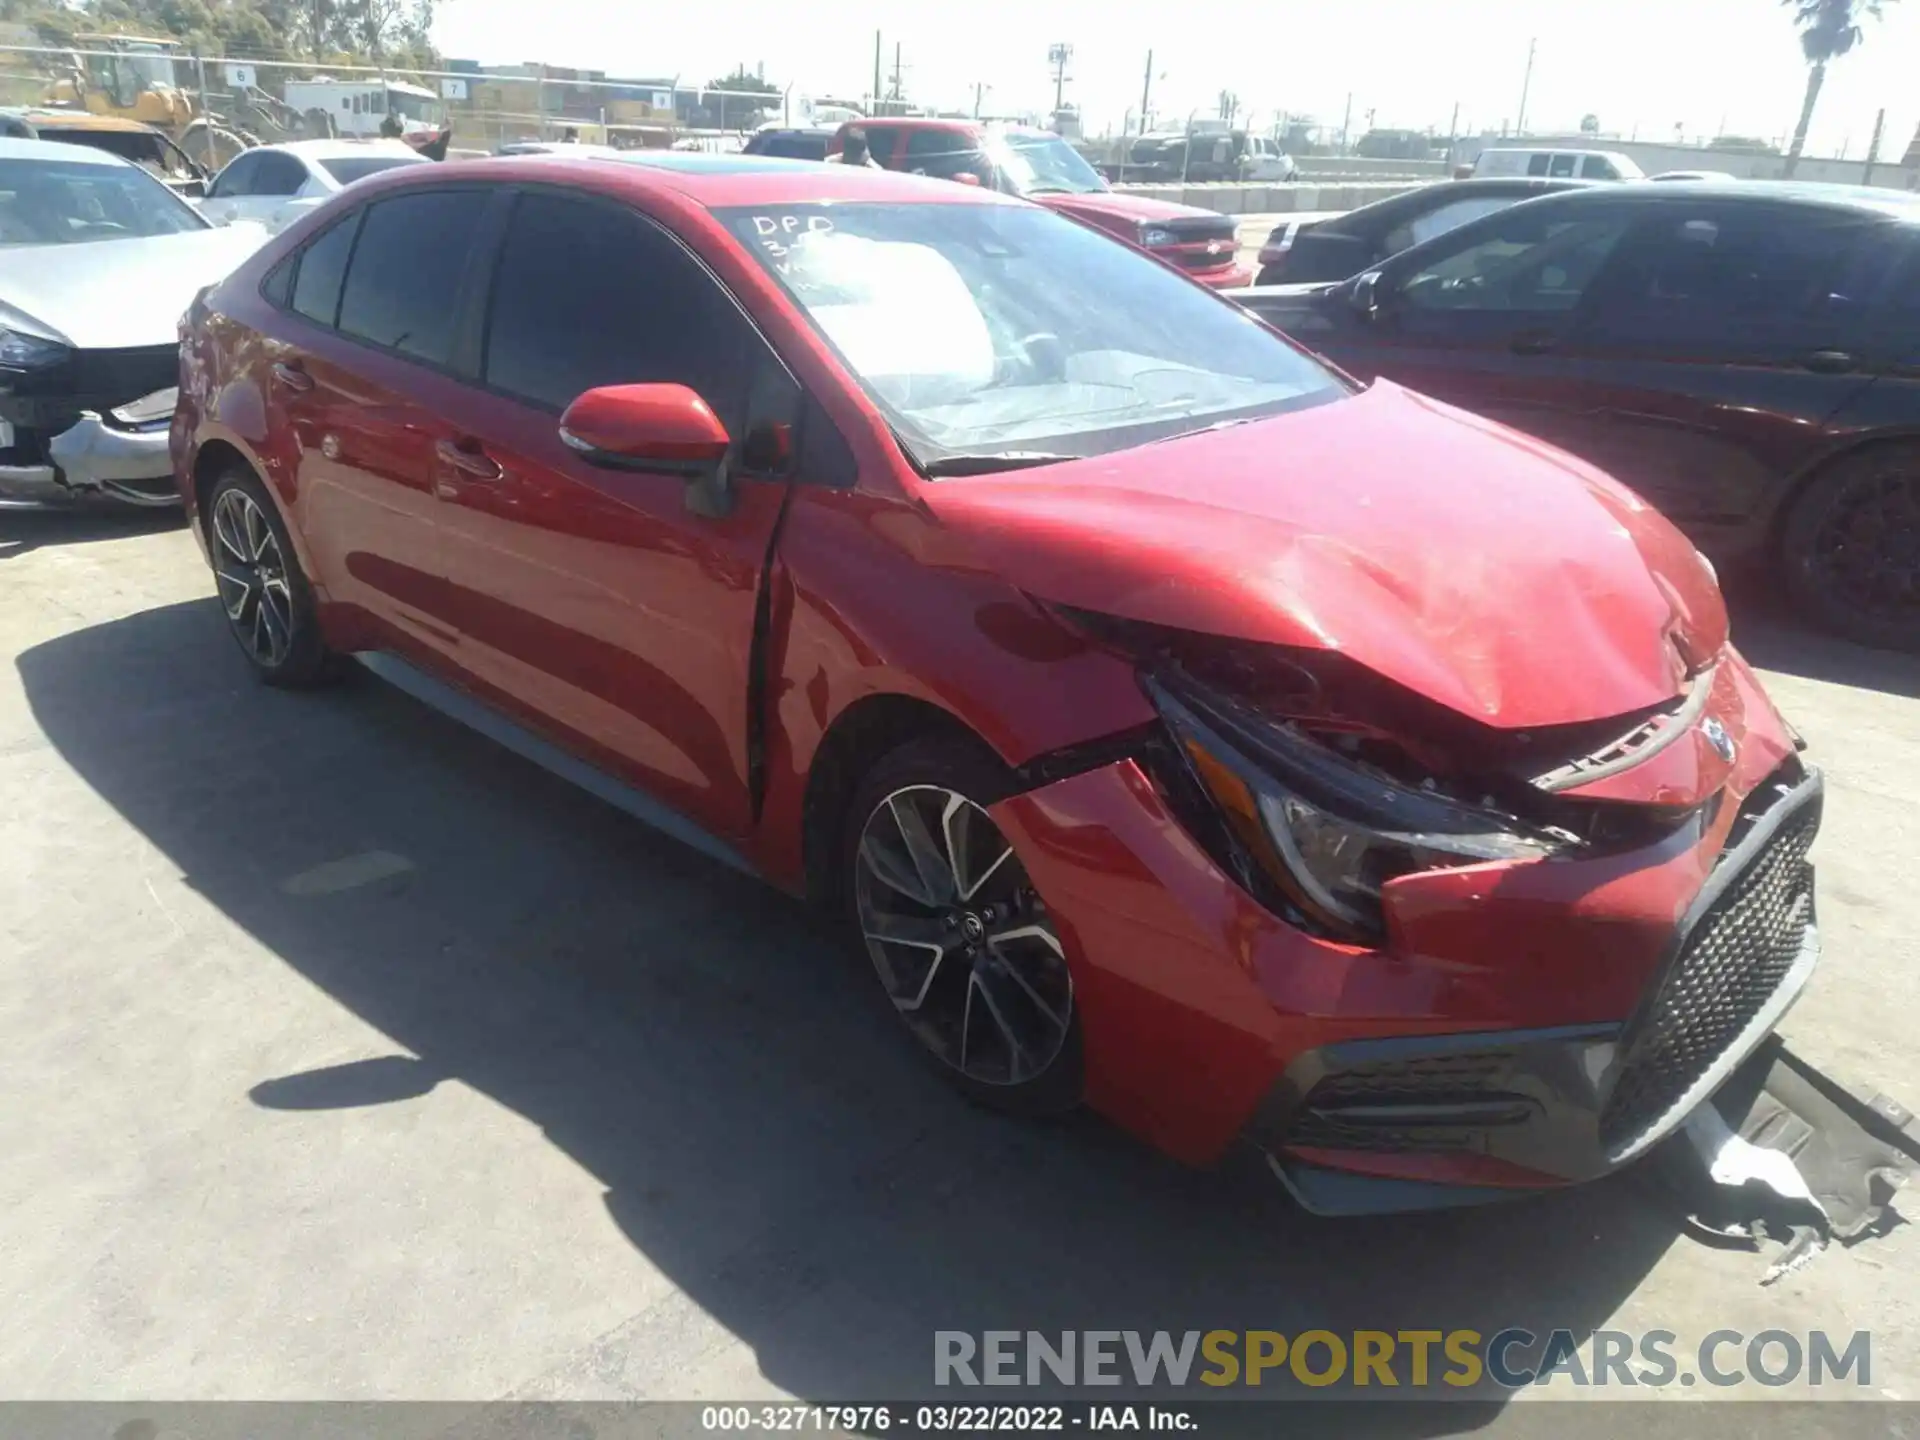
209,153,259,199
1397,211,1631,314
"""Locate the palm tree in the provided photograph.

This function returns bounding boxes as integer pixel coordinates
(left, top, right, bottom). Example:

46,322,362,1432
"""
1781,0,1890,177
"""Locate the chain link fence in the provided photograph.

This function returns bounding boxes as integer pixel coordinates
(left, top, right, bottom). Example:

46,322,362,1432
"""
0,40,800,161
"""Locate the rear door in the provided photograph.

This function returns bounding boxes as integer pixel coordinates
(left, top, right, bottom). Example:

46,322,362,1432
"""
1540,200,1892,530
270,185,497,662
426,187,805,840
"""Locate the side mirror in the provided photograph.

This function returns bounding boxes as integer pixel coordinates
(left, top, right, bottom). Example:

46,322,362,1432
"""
559,383,736,516
1348,271,1385,318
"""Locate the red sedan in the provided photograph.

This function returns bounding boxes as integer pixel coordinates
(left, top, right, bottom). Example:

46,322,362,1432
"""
173,155,1821,1213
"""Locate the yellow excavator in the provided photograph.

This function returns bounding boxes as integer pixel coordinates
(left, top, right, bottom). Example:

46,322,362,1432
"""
43,33,312,168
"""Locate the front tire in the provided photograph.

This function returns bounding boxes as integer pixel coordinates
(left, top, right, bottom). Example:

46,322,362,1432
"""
1780,445,1920,652
206,467,338,687
842,734,1082,1116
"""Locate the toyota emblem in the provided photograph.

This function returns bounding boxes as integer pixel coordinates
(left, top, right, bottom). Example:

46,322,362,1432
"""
1701,717,1736,764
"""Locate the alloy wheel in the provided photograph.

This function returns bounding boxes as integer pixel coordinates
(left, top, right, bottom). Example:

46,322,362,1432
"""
854,785,1072,1086
1809,466,1920,629
211,486,296,669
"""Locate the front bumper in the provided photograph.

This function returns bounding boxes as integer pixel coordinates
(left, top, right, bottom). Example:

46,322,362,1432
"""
988,655,1819,1213
0,414,179,509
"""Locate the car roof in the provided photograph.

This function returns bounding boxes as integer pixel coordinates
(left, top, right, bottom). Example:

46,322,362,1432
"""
399,151,1022,209
1543,177,1920,221
0,106,159,135
256,138,425,160
0,134,129,165
1292,177,1591,236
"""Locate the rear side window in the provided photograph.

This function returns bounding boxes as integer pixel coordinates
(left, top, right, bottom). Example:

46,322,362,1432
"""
1547,154,1578,178
1586,205,1891,347
290,212,360,326
1526,154,1552,177
337,189,490,365
481,192,761,427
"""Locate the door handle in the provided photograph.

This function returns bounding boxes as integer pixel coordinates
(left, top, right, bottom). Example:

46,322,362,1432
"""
435,436,503,481
1509,331,1559,356
1804,349,1856,374
271,361,313,392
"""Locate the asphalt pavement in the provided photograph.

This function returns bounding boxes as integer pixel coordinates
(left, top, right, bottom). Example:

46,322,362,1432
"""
2,509,1917,1415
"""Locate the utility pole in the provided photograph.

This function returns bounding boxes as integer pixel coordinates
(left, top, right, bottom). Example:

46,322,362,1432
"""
872,30,882,112
1048,43,1072,115
1863,106,1886,186
1447,100,1460,165
890,42,903,102
972,81,990,119
1516,37,1536,135
1339,91,1352,152
1138,49,1153,133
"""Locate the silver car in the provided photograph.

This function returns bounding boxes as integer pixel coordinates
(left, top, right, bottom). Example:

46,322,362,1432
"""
0,136,266,508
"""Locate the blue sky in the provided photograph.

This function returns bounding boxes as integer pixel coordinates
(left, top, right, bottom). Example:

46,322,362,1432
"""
436,0,1920,156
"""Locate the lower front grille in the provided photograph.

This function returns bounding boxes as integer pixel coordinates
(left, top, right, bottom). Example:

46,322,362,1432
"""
1285,1051,1530,1153
1598,777,1820,1159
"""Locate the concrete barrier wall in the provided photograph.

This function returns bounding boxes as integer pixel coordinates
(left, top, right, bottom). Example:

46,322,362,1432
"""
1112,181,1432,214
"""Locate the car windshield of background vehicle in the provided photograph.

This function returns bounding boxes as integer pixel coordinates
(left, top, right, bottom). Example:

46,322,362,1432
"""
722,202,1343,469
319,154,428,185
0,157,207,244
989,133,1108,195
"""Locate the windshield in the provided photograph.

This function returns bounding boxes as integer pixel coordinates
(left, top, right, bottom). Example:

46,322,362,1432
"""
0,156,206,244
723,202,1343,470
388,90,443,124
988,132,1106,195
320,153,427,185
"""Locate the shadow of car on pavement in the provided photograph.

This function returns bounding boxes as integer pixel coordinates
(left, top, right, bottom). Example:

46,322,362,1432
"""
21,598,1690,1431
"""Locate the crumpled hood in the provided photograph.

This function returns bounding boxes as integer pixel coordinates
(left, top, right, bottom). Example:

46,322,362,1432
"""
918,381,1727,730
0,225,268,350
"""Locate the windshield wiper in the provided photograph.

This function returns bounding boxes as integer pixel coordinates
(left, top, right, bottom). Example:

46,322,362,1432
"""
921,451,1076,478
1149,416,1264,445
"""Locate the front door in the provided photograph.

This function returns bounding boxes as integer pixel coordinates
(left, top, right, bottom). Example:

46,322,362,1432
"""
1315,199,1637,458
427,188,801,841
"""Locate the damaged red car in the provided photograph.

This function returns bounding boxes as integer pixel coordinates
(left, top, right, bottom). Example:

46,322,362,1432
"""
173,155,1822,1213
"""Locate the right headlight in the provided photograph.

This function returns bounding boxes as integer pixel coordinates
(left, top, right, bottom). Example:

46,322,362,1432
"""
0,325,69,372
1145,674,1565,941
1139,225,1177,248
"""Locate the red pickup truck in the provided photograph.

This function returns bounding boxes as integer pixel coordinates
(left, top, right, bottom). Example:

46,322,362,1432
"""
828,118,1251,289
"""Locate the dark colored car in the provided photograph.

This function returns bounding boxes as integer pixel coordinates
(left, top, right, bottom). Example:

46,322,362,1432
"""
0,106,208,195
1252,177,1590,286
174,156,1818,1214
741,126,835,161
1242,182,1920,651
829,118,1251,288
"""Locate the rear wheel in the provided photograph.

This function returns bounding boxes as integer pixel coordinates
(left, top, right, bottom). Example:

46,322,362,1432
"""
206,468,338,687
843,735,1081,1115
1780,445,1920,652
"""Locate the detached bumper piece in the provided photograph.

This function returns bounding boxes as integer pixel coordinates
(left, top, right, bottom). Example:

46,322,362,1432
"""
1253,763,1824,1214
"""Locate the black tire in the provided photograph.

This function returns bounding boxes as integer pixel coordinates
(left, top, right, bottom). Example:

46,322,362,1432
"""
841,733,1082,1117
1779,445,1920,653
204,466,338,687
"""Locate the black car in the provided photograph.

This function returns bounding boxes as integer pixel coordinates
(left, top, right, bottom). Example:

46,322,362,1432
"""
1241,182,1920,650
1252,177,1590,285
740,127,835,161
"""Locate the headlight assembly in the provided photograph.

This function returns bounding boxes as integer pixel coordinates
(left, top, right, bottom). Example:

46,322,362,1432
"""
1145,674,1565,941
0,326,69,372
1139,225,1176,247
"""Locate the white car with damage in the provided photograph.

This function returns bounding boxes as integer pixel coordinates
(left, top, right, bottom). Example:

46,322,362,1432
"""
0,137,266,508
